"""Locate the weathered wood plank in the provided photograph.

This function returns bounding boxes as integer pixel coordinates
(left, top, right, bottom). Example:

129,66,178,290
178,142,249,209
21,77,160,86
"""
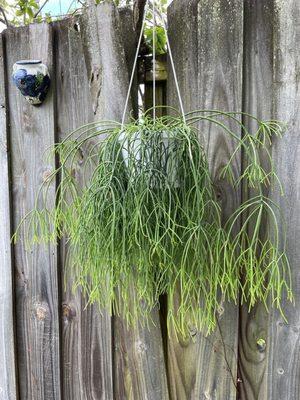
82,3,169,398
113,315,169,400
81,2,133,121
112,48,169,400
239,1,300,399
0,33,18,400
87,5,169,399
238,2,274,398
167,1,243,398
54,6,168,399
5,23,61,400
82,4,137,398
54,17,114,400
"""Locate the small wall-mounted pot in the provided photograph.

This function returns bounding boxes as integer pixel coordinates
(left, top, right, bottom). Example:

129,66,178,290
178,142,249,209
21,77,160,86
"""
12,60,51,105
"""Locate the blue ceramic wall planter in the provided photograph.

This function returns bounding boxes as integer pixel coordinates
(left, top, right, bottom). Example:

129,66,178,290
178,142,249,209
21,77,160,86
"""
12,60,51,106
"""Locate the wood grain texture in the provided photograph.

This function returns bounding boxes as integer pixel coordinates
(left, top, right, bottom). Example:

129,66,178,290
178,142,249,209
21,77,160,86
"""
81,2,133,121
113,315,169,400
54,18,113,400
240,1,300,399
0,33,18,400
238,2,274,399
5,24,61,400
112,41,169,400
167,1,243,399
54,8,169,400
110,7,170,400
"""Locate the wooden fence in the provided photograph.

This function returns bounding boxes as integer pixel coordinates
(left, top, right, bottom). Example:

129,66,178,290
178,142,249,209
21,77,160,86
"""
0,1,299,399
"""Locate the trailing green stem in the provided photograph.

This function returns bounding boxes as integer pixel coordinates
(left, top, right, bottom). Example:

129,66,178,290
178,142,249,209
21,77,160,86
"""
13,111,293,338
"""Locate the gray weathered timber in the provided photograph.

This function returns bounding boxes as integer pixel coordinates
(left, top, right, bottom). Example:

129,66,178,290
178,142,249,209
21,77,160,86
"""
167,1,243,399
81,2,133,121
113,315,170,400
238,1,274,398
0,34,18,400
83,4,169,399
240,1,300,399
112,47,169,400
112,62,170,400
57,5,167,399
94,6,170,400
5,24,61,400
54,18,114,400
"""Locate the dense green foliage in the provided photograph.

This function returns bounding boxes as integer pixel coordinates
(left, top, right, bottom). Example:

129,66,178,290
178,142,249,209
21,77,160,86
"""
14,111,293,337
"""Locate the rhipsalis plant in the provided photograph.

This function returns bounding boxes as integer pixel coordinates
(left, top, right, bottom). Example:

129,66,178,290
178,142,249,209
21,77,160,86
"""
13,111,293,337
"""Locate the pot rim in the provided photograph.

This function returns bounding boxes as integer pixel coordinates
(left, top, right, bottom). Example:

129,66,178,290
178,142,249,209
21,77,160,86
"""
15,59,42,65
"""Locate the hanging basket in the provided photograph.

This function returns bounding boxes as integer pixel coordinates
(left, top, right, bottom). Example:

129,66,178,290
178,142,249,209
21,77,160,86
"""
14,114,293,337
13,0,293,338
118,126,179,186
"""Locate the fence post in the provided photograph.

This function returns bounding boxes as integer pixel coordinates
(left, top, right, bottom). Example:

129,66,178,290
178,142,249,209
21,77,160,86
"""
167,1,243,398
240,1,300,399
0,33,18,400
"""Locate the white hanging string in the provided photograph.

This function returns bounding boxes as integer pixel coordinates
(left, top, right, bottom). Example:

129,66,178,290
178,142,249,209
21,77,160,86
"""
121,1,149,129
121,0,186,127
157,0,186,122
152,0,156,120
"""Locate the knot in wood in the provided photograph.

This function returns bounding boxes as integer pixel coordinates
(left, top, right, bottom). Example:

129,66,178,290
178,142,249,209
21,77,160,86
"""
256,338,266,352
215,188,223,202
213,182,226,206
73,22,80,32
43,170,53,182
277,368,284,375
203,390,212,399
62,303,76,323
135,340,147,354
189,327,198,338
217,304,225,316
22,113,32,131
34,303,49,321
90,67,101,84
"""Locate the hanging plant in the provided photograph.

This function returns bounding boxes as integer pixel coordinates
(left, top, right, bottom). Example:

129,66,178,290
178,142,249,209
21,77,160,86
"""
13,111,293,337
12,0,293,338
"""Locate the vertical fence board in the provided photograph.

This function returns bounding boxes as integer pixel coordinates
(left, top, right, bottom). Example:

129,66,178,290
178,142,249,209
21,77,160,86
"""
81,2,132,121
54,18,114,400
168,1,243,398
240,1,300,399
238,1,274,398
113,316,169,400
83,4,170,399
5,24,61,400
80,3,134,396
81,5,169,399
0,34,18,400
112,14,169,399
